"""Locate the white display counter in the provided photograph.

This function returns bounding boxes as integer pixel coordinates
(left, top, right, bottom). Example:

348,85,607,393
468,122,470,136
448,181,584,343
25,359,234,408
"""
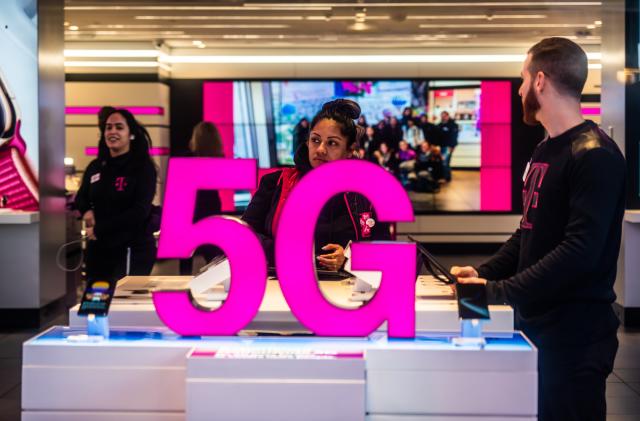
69,275,514,335
22,327,537,420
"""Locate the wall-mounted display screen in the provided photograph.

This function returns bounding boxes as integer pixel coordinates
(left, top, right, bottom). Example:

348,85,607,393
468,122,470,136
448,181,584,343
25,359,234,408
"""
0,0,39,211
203,79,516,213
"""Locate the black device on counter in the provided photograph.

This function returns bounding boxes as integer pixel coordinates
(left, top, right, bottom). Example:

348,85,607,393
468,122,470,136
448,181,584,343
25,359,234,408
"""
78,280,115,316
407,235,490,320
455,282,491,320
408,235,457,284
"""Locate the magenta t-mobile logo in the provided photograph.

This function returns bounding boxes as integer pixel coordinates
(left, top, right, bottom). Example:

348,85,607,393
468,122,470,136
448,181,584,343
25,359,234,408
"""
154,158,416,337
114,177,127,191
521,162,549,230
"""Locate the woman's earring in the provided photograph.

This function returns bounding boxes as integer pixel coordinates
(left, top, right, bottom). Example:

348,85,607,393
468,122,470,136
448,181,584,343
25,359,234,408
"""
130,135,135,140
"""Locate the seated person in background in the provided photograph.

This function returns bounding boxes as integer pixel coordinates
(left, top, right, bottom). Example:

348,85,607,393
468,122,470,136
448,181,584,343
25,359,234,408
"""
373,142,399,176
409,142,443,193
397,140,417,186
242,99,390,270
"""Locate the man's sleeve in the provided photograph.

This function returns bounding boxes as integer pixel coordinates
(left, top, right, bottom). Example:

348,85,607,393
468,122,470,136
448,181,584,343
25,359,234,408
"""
486,147,625,305
476,229,522,280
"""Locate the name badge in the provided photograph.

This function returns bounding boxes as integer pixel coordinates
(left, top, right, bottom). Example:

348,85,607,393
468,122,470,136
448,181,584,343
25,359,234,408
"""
90,173,101,184
359,212,374,238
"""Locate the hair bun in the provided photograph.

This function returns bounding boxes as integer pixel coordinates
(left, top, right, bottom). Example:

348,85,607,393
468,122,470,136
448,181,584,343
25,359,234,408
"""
322,99,361,120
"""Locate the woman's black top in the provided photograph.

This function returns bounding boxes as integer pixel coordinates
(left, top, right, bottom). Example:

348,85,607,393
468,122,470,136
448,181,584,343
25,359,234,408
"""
75,152,157,248
242,144,390,265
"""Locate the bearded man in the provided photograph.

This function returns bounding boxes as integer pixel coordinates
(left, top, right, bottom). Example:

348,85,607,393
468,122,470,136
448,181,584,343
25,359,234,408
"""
451,37,626,421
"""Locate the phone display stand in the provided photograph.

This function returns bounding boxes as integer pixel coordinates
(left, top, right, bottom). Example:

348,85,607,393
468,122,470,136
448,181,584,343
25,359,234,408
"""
452,319,486,348
86,313,110,339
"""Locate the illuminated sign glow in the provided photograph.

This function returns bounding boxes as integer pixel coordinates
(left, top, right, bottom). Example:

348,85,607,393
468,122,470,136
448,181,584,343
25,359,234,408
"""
153,158,416,337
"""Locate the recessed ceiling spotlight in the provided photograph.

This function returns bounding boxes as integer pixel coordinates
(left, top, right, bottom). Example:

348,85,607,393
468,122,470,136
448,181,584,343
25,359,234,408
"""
594,20,602,25
348,22,371,31
192,40,204,45
587,24,596,29
69,25,79,31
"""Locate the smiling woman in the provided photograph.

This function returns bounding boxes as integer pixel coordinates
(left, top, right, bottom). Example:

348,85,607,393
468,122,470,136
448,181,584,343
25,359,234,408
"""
241,98,390,270
75,108,158,284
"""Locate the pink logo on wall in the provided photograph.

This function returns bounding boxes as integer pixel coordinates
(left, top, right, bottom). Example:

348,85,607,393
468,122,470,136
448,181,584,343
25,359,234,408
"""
153,158,416,337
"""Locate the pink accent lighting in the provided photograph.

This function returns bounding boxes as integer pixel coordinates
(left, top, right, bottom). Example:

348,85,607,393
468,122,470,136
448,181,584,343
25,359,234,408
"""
581,107,601,116
65,106,164,115
152,158,267,336
203,82,236,212
275,160,417,338
480,81,512,211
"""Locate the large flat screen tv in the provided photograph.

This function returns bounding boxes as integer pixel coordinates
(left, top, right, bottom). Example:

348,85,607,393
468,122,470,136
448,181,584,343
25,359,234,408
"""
199,79,537,214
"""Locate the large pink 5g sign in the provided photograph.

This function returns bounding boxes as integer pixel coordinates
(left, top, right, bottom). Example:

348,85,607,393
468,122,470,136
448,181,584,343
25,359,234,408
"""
153,158,416,337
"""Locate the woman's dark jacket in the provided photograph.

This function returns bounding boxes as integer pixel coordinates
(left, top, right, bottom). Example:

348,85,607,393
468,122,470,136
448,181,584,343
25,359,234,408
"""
241,144,391,265
75,152,157,248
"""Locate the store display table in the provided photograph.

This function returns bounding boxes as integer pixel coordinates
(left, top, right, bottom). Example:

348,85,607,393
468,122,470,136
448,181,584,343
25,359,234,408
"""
22,327,537,420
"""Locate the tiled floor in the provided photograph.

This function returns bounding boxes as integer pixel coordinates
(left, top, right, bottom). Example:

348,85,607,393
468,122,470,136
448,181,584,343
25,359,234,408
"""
1,255,640,420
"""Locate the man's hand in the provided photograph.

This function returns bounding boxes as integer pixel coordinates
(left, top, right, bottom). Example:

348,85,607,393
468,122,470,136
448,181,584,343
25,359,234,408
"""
457,277,487,285
450,275,487,294
451,265,479,278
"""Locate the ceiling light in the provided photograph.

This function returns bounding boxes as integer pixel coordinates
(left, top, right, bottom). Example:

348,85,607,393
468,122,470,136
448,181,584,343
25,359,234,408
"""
64,61,160,68
69,25,79,31
587,24,596,29
85,24,290,29
161,54,603,64
134,15,305,21
65,5,331,11
306,15,389,20
162,54,528,64
595,20,602,25
408,14,547,20
64,49,160,58
240,2,601,7
64,21,69,26
419,23,593,28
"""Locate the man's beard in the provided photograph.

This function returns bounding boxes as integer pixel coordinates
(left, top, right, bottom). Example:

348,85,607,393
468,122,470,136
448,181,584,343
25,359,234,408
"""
522,85,541,126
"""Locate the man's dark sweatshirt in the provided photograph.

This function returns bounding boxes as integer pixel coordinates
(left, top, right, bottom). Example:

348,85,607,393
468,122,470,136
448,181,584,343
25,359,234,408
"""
478,120,625,348
75,152,157,248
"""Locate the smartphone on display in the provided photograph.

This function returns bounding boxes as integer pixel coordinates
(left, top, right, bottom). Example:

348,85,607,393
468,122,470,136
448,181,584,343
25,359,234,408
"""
78,280,116,316
455,283,491,320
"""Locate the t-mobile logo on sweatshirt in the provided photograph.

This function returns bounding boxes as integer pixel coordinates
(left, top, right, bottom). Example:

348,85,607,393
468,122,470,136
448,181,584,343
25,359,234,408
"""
114,177,128,192
521,162,549,230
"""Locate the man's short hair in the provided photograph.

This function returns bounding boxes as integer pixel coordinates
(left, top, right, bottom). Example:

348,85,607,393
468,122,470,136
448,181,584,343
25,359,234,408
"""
527,37,588,100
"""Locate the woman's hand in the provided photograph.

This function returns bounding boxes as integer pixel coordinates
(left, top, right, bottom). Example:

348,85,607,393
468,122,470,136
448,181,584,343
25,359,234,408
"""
83,210,95,227
83,210,97,240
85,225,97,241
316,244,345,271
